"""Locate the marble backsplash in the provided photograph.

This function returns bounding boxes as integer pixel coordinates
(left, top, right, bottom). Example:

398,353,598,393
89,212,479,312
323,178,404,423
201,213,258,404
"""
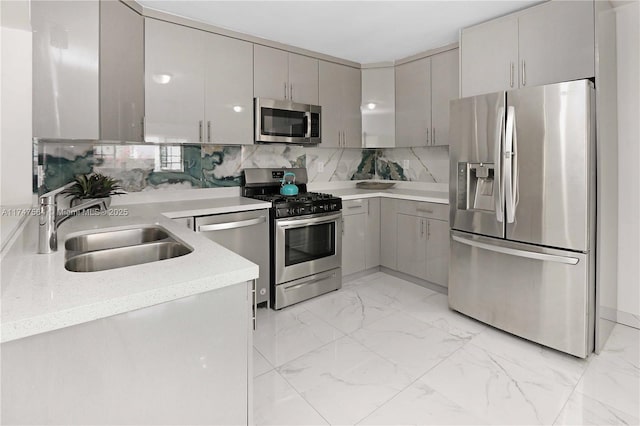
35,141,448,193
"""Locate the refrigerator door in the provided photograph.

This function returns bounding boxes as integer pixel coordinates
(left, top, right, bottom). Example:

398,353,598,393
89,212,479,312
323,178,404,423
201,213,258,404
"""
449,230,594,358
449,92,505,238
505,80,595,252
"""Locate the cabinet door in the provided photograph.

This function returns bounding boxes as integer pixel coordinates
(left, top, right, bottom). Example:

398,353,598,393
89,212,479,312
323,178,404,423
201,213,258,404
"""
365,198,381,269
396,214,427,280
342,214,366,276
343,65,363,148
204,34,253,145
395,57,431,147
380,198,397,269
518,0,595,88
318,61,342,147
145,19,205,143
430,49,459,147
289,53,318,105
254,45,289,100
425,219,449,287
100,0,144,141
460,16,518,97
32,0,99,139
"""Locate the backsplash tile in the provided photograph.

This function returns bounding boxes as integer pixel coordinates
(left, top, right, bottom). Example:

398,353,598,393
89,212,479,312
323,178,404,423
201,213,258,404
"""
36,141,449,193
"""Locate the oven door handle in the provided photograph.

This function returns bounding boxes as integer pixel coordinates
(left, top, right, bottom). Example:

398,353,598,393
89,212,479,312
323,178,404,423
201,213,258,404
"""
276,212,342,229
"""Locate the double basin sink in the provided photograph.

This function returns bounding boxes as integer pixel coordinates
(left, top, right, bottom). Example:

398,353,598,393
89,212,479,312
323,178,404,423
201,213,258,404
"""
65,226,192,272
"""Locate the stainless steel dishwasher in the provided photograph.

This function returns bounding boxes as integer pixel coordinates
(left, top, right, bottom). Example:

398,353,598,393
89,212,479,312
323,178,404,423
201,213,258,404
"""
194,209,270,305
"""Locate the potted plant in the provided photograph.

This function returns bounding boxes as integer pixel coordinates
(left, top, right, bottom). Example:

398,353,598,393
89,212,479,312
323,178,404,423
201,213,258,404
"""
62,173,125,207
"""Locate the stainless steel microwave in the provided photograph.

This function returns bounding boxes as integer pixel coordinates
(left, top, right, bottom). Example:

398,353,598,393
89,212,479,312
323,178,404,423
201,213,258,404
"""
254,98,321,145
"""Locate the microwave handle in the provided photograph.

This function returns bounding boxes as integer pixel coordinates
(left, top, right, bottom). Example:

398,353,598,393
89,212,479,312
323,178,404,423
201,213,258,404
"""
304,111,312,138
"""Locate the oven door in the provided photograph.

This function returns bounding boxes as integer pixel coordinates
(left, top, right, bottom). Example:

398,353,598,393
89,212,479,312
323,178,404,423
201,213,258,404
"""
255,98,321,145
274,212,342,284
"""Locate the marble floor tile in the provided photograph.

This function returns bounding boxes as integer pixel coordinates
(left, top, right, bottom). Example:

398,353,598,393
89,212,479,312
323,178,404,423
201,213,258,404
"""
278,336,413,425
299,286,398,334
403,293,487,340
253,306,344,367
553,391,640,425
469,326,588,387
359,380,487,425
351,273,439,311
253,370,328,425
254,347,273,378
421,343,576,425
351,311,466,380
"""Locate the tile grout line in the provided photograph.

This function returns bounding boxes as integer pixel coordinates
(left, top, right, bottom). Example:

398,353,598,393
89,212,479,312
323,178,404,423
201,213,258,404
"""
271,368,333,426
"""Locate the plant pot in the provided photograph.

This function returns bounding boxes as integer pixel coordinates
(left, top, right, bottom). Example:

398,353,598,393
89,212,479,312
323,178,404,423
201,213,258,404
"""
70,196,112,209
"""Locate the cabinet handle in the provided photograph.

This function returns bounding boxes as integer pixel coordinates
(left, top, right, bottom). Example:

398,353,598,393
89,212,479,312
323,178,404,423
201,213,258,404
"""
284,82,287,99
427,221,431,240
421,219,424,238
290,84,294,101
417,208,433,214
341,218,344,235
207,121,211,143
510,62,514,88
141,117,145,141
426,128,430,145
252,279,257,330
199,120,203,142
522,60,526,86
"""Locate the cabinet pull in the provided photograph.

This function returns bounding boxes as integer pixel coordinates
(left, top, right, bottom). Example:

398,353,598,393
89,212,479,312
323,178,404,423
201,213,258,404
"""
510,62,514,88
290,84,294,101
252,279,257,331
341,218,344,235
417,208,433,214
141,117,145,141
426,128,430,145
427,221,431,240
199,120,203,142
420,219,424,238
207,121,211,143
522,60,526,86
284,82,287,99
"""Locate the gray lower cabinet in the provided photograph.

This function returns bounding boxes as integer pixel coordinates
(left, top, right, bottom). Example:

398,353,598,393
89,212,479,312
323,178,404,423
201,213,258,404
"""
341,199,380,276
396,213,428,279
425,218,449,287
380,198,398,269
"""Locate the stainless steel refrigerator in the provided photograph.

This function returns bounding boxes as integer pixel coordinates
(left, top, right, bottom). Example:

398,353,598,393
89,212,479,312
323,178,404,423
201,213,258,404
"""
448,79,596,358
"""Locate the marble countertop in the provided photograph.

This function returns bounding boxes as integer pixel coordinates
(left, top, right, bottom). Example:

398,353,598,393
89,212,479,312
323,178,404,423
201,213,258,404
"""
330,188,449,204
0,196,270,343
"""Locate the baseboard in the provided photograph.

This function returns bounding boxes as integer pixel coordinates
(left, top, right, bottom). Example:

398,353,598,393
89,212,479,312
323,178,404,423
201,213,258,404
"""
343,267,381,283
380,267,448,296
617,310,640,330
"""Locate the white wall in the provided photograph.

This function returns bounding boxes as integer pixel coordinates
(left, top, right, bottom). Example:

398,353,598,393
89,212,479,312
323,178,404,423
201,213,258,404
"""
0,0,35,251
615,2,640,327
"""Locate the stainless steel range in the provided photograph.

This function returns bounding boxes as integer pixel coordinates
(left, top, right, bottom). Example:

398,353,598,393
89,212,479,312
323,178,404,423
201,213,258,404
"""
242,168,342,309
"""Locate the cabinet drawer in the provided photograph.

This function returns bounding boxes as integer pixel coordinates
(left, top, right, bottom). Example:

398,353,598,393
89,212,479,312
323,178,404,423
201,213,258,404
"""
396,200,448,221
342,199,368,216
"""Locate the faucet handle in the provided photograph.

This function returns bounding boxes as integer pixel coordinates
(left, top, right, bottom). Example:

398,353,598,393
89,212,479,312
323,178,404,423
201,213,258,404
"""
39,181,75,205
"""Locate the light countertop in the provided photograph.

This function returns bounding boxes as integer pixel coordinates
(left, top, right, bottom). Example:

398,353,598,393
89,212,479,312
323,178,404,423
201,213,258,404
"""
1,196,270,343
329,188,448,204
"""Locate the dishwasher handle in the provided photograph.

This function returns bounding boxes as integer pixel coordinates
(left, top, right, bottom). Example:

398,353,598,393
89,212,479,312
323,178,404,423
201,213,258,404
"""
197,216,266,232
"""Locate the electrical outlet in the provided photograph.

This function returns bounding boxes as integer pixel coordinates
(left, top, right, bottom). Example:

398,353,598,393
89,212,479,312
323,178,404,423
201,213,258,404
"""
317,161,325,173
402,160,410,169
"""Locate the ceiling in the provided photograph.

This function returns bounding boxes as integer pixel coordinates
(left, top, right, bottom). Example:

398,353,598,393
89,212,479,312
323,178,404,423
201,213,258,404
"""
137,1,542,64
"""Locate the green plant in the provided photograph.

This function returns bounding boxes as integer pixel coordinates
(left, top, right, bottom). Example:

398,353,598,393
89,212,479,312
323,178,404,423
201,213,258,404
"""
62,173,125,201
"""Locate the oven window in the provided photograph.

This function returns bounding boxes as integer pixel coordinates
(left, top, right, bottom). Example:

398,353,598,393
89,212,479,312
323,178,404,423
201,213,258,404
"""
285,222,335,266
261,108,307,137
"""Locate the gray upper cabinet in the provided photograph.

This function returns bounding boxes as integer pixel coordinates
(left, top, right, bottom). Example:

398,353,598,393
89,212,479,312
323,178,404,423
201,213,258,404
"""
145,18,206,143
145,19,254,144
32,0,100,139
254,45,318,104
253,45,289,101
204,34,253,145
430,49,459,147
289,53,319,105
319,61,362,148
461,0,595,97
460,16,518,98
395,57,431,147
518,0,594,88
100,0,144,142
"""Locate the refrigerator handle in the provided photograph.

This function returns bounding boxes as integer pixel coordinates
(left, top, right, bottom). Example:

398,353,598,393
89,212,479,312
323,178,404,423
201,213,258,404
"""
504,106,518,224
494,106,505,222
452,235,579,265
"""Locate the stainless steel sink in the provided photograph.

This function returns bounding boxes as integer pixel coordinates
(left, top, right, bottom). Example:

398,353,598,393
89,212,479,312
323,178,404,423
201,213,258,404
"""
65,226,171,252
65,241,192,272
64,225,193,272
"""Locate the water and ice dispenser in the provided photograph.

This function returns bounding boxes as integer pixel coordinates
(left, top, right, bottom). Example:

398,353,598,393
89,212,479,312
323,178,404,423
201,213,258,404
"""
456,162,496,212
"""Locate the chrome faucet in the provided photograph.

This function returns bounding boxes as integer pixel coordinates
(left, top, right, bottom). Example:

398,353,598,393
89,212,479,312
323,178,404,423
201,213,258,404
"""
38,182,109,254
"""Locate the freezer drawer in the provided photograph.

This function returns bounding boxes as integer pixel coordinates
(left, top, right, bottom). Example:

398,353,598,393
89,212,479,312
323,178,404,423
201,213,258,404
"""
449,231,594,358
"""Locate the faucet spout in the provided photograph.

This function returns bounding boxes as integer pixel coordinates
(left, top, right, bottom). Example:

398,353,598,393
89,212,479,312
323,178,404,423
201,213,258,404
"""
37,182,110,254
